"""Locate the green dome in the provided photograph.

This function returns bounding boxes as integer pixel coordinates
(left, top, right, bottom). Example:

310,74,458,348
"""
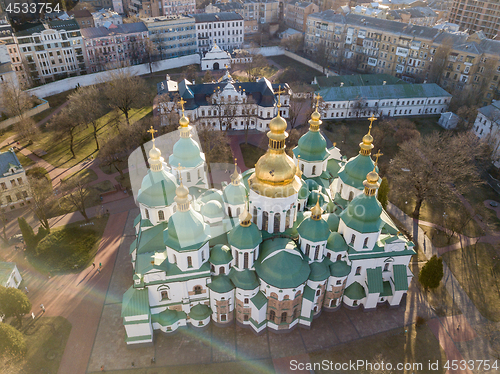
330,261,351,278
256,249,310,289
339,194,384,234
207,275,234,293
305,179,319,191
223,183,247,205
297,215,330,242
309,260,330,281
324,202,337,213
154,308,184,326
169,137,204,168
201,200,223,218
326,232,348,252
293,131,329,162
338,154,377,190
298,180,309,200
229,269,260,290
209,244,233,265
326,213,339,231
164,209,209,251
189,303,212,320
228,222,262,249
307,191,325,207
137,169,177,207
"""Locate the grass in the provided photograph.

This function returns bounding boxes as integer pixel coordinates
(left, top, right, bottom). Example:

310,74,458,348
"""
115,173,131,191
419,225,460,248
3,316,72,374
30,216,108,273
269,55,320,85
100,159,128,175
240,143,266,169
26,106,152,169
61,168,98,185
44,90,75,109
309,324,447,374
462,182,500,231
14,150,35,168
442,242,500,321
88,360,275,374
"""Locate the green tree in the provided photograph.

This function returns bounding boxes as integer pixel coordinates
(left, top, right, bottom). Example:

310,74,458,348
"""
419,255,444,290
17,217,36,253
0,322,27,360
202,70,214,83
377,177,389,209
0,286,32,326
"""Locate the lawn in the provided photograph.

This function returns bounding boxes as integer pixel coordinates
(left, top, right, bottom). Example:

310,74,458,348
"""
116,173,131,192
309,324,447,374
61,168,98,185
419,225,460,248
26,106,152,169
240,143,266,169
442,243,500,321
30,216,108,273
3,316,72,374
269,55,320,86
462,182,500,231
100,159,128,175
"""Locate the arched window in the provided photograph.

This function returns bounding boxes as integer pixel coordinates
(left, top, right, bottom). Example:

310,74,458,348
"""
281,312,287,323
363,237,369,248
269,310,276,322
316,289,320,296
327,252,331,259
350,234,356,246
305,243,310,256
244,298,249,304
228,206,232,216
355,266,361,275
298,203,301,211
384,263,389,272
211,264,215,272
339,184,343,195
336,254,341,261
186,172,191,182
202,250,205,261
300,163,304,173
254,249,258,261
244,252,249,268
220,267,225,274
198,169,201,179
158,210,165,221
312,165,316,175
293,308,298,319
187,256,193,268
253,206,258,224
314,245,320,260
349,191,354,201
273,213,280,232
262,211,268,231
145,209,149,220
194,285,202,295
235,251,239,268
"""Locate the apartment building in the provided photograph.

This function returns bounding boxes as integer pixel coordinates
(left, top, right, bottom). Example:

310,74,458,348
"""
67,10,95,29
142,16,197,60
93,9,123,28
448,0,500,40
285,2,319,32
305,11,500,105
0,150,31,211
161,0,196,16
242,0,280,24
472,100,500,166
9,20,85,86
205,2,245,18
81,22,148,73
192,12,244,53
387,7,438,26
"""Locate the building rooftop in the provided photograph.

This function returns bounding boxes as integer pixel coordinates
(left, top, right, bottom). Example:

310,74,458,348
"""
208,2,244,11
0,262,16,287
81,22,147,38
0,150,23,176
191,12,243,23
314,74,402,89
67,9,93,18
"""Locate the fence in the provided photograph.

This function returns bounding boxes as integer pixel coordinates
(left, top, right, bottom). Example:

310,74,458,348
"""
0,99,50,130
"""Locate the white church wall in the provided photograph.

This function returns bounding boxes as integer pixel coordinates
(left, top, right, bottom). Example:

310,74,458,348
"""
338,220,380,252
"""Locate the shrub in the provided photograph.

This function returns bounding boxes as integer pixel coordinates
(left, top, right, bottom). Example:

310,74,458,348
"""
415,316,426,327
0,323,27,359
17,217,36,253
419,255,444,290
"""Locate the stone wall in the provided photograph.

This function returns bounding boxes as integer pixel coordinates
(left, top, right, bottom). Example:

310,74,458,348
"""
0,99,49,130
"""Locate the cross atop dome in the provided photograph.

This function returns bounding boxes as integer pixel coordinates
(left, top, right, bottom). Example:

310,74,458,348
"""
314,93,322,110
147,126,157,144
274,85,286,108
374,150,383,167
178,98,186,114
368,114,377,128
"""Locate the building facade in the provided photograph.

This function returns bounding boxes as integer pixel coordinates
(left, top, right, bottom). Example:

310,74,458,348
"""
472,100,500,167
0,150,31,210
9,20,85,86
92,9,124,28
242,0,281,24
156,71,291,132
285,1,319,32
448,0,500,40
192,12,244,53
143,16,197,60
122,98,415,346
81,22,149,73
67,10,95,29
304,11,500,106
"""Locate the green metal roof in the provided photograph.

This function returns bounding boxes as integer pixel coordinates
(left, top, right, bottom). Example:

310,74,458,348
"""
251,291,268,310
129,239,138,254
303,285,315,301
344,282,366,300
339,194,384,234
134,214,141,227
169,137,204,168
297,215,330,242
338,154,376,190
137,169,178,207
189,303,212,320
201,200,223,218
229,269,259,290
137,222,168,255
318,83,451,102
122,286,150,318
392,265,409,291
227,221,262,250
164,209,209,252
209,244,233,265
381,281,393,297
140,219,153,228
293,130,330,162
326,232,348,252
366,267,383,294
152,309,186,326
329,260,351,277
306,190,325,208
207,275,234,293
309,260,331,281
326,159,341,180
223,183,247,205
256,238,310,289
325,213,339,232
314,74,402,89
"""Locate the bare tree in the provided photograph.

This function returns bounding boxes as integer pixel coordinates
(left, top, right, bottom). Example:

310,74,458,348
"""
197,123,233,174
50,108,80,158
211,99,238,131
241,97,257,143
427,41,453,85
103,70,151,125
16,118,39,145
288,97,310,129
280,35,304,53
389,132,488,219
315,42,335,74
61,179,92,222
245,54,267,82
27,175,52,231
0,81,35,120
156,92,181,129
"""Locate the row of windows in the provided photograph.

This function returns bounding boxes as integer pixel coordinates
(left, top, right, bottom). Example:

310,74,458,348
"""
0,178,23,189
3,190,28,203
197,22,243,30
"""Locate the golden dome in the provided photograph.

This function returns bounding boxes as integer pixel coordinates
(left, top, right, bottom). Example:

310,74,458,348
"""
149,146,161,160
366,169,379,184
311,199,322,220
311,110,321,122
239,209,252,227
269,112,287,134
179,114,189,128
362,132,373,145
176,183,189,199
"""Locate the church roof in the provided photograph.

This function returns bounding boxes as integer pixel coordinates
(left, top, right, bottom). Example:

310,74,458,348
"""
309,260,330,281
227,220,262,249
339,194,384,234
122,286,150,317
207,275,235,293
329,261,351,278
209,244,233,265
338,154,376,190
293,130,330,162
189,303,212,320
229,269,260,290
297,214,330,242
344,281,366,300
137,169,178,207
